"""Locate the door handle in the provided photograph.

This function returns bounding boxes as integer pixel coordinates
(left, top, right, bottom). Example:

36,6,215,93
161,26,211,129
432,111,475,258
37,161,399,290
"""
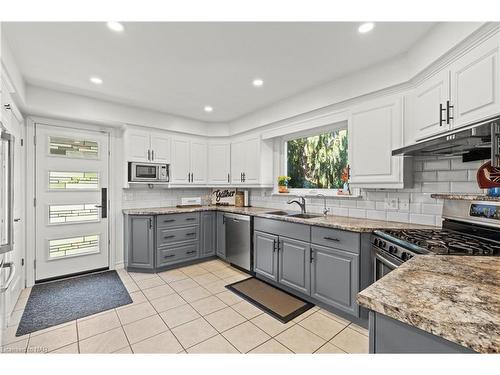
100,188,107,219
446,100,454,124
186,250,197,255
323,236,340,242
272,239,277,252
439,103,445,126
164,254,176,259
147,149,151,161
310,249,314,263
185,232,196,236
0,261,16,292
228,173,230,183
151,150,154,161
14,218,21,222
164,235,175,239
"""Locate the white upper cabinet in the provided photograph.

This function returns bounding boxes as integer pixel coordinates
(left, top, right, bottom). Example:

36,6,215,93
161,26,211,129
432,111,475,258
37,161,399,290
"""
349,95,406,188
449,32,500,129
405,30,500,145
231,137,273,186
208,143,231,184
170,137,207,185
170,137,191,184
124,129,171,163
405,70,450,144
150,131,171,163
190,140,207,184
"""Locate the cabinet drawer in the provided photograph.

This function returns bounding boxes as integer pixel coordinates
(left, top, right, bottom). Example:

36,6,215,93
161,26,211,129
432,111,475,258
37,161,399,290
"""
157,242,199,266
157,212,199,228
157,226,199,246
254,217,310,242
311,226,360,254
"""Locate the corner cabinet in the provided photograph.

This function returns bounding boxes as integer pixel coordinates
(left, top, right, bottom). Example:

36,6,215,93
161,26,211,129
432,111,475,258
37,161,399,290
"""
208,142,231,185
201,211,216,257
230,137,273,186
216,212,226,259
170,137,207,185
349,95,408,189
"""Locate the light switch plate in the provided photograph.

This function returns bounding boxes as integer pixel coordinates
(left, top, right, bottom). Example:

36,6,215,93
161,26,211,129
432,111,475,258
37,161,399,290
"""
399,199,410,211
384,197,399,210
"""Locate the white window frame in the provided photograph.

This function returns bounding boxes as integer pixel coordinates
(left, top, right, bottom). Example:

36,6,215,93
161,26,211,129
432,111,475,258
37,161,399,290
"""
278,122,351,197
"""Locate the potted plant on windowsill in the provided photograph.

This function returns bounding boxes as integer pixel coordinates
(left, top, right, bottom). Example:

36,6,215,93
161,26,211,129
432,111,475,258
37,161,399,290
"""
278,176,291,193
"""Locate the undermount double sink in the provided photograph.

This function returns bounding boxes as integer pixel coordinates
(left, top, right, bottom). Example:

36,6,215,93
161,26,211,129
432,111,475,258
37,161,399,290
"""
265,210,323,219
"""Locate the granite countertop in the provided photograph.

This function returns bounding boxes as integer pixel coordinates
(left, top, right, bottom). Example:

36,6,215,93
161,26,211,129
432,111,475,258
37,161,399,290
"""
357,255,500,353
431,193,500,202
122,205,434,232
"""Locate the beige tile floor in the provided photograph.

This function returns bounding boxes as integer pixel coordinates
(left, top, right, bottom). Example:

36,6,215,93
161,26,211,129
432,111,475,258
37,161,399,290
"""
1,259,368,354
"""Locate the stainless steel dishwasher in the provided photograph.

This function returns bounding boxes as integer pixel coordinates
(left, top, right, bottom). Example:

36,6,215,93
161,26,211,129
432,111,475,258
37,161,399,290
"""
224,213,252,272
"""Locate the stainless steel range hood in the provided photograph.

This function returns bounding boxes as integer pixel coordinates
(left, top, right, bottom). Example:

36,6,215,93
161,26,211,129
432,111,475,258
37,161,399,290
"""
392,116,500,164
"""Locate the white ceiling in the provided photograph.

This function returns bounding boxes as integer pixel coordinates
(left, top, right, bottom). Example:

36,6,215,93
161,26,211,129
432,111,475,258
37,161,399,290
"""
3,22,435,122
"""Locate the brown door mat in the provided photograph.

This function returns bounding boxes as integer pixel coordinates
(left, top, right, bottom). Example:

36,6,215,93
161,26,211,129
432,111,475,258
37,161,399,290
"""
226,277,314,323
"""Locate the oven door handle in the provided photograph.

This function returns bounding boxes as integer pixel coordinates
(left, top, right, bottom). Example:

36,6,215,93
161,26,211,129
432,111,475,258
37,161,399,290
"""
374,253,400,270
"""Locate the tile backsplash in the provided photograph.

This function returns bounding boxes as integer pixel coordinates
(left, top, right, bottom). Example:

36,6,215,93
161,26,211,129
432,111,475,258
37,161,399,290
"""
249,156,485,227
122,156,485,227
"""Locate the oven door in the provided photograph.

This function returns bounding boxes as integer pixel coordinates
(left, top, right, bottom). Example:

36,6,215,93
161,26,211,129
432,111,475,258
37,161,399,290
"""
373,248,402,282
131,163,159,181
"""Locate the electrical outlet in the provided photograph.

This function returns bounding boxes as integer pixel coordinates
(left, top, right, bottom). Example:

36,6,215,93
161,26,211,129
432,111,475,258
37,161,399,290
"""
384,197,399,210
399,199,410,211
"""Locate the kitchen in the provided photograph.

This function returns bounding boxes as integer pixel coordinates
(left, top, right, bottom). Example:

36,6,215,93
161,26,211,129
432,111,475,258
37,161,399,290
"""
0,3,499,370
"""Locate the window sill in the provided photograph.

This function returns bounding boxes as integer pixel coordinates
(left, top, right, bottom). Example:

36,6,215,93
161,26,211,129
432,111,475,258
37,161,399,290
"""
271,191,362,199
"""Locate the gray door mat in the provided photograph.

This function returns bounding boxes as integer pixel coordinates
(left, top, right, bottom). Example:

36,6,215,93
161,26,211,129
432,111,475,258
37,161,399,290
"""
16,270,132,336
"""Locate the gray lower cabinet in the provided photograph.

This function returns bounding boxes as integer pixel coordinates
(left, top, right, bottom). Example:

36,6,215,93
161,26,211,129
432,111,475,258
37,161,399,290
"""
278,237,311,295
201,211,216,257
369,312,474,353
254,231,279,281
216,212,226,259
126,215,155,271
311,244,359,316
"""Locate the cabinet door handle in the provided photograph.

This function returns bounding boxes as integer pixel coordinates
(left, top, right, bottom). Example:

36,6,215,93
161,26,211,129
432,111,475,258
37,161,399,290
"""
163,219,175,223
272,239,277,252
148,149,151,161
151,150,154,161
324,236,340,242
310,249,314,263
186,250,197,255
228,173,230,183
446,100,454,124
185,232,196,236
185,217,196,221
439,103,445,126
242,172,246,182
164,254,176,259
149,218,153,229
191,173,194,182
164,235,175,239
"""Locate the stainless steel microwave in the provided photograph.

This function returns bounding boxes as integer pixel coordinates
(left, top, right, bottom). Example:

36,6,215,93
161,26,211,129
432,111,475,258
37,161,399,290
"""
128,162,169,182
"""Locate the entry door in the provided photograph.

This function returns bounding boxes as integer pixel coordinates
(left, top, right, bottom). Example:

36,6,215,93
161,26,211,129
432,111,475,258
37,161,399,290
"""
35,124,109,281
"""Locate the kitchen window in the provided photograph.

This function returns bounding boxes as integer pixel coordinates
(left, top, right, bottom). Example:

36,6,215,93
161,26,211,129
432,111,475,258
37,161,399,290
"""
283,127,348,193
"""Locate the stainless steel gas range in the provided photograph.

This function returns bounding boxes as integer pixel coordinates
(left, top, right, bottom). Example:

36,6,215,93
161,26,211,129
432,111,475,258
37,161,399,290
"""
372,199,500,282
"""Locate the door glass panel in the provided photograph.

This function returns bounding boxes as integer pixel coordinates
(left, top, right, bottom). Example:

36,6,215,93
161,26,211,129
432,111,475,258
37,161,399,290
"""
49,171,99,190
49,234,100,259
49,204,99,224
49,136,98,159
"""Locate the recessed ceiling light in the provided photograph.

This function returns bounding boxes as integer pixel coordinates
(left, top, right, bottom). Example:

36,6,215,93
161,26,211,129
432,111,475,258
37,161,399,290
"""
358,22,375,34
252,78,264,87
107,21,124,32
90,76,103,85
204,105,213,113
